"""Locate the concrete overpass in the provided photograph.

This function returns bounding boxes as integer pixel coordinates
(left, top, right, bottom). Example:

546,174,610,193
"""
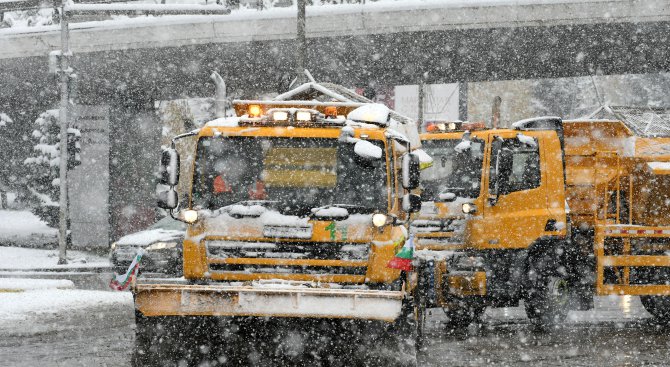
2,0,669,59
1,0,669,106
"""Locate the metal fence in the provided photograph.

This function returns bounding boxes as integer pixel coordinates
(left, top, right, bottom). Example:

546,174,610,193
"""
1,0,370,14
589,105,670,137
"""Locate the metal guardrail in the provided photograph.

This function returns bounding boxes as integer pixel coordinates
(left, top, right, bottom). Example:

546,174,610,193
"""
0,0,153,13
1,0,368,14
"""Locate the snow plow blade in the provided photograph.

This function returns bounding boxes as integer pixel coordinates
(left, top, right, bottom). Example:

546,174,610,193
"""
134,282,404,322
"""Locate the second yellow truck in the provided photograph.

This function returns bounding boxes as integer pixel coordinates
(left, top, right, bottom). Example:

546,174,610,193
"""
415,116,670,327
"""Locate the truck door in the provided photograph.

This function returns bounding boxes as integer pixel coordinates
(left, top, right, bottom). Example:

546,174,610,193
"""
480,131,553,249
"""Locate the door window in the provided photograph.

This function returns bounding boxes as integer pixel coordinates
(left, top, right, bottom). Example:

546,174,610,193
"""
490,136,541,195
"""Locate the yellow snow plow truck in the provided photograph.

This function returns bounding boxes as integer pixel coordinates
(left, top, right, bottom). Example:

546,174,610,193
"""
132,83,429,365
414,113,670,328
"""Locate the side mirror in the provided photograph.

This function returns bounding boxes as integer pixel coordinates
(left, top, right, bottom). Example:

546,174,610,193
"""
159,148,180,186
157,188,178,210
402,153,420,190
354,140,383,160
402,193,422,213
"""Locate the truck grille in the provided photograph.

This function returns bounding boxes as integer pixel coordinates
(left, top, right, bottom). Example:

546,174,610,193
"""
205,240,369,277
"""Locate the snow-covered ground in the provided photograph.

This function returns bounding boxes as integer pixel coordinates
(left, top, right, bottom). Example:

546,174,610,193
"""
0,210,57,247
0,275,130,334
0,278,74,291
0,287,132,325
0,246,109,270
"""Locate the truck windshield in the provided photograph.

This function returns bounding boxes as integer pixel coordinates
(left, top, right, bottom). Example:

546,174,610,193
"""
191,136,387,215
420,138,484,200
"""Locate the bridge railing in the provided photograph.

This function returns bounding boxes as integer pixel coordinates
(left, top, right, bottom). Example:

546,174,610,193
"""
1,0,371,14
0,0,145,12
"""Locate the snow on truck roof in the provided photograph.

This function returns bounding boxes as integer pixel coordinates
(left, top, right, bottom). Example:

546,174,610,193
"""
210,76,423,147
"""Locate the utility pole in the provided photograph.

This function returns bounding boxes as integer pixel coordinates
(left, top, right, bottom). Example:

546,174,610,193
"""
417,75,426,133
296,0,306,78
57,6,71,265
491,96,501,129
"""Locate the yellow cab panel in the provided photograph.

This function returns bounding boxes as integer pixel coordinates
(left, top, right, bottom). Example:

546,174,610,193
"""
467,129,567,250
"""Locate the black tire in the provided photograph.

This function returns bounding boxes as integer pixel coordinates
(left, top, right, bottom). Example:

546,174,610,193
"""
640,296,670,323
388,297,423,367
524,252,570,328
132,312,208,367
131,311,158,367
387,287,426,366
443,297,486,330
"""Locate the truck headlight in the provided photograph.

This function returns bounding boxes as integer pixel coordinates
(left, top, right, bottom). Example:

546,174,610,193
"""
462,203,477,214
372,213,388,227
272,111,289,121
110,242,117,251
296,111,312,122
182,209,198,224
146,242,178,251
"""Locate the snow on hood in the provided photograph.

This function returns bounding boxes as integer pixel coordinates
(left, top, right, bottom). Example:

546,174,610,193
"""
197,208,373,242
310,206,350,218
116,229,184,246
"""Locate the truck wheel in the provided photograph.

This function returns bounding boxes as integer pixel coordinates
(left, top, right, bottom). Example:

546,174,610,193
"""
443,298,485,330
524,253,569,327
388,298,423,366
640,296,670,322
132,313,196,366
131,311,158,367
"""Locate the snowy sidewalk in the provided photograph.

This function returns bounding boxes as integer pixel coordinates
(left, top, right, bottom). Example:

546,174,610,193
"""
0,246,115,290
0,278,74,292
0,246,111,272
0,287,132,327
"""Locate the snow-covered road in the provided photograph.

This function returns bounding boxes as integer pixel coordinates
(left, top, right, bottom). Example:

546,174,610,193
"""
0,288,133,367
1,290,668,366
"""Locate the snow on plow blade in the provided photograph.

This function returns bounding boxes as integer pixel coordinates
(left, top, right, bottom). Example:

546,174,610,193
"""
134,282,403,322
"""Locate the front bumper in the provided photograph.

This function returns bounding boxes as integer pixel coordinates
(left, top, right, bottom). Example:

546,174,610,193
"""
134,281,404,322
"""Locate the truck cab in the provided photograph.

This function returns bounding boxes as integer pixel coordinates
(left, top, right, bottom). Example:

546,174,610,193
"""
132,95,426,364
418,115,670,328
415,119,571,327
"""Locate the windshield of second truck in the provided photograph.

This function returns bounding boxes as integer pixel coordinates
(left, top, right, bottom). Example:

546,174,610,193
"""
191,136,388,215
420,138,484,200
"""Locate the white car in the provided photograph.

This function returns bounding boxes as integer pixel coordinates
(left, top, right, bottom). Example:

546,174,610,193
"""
110,217,186,276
